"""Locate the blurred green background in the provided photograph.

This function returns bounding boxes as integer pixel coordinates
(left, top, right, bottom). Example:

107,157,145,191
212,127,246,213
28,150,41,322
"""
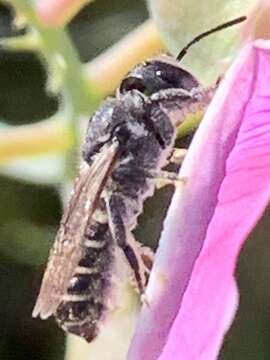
0,1,269,360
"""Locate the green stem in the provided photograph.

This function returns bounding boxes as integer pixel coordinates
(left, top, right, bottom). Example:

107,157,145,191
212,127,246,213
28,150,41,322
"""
8,0,100,179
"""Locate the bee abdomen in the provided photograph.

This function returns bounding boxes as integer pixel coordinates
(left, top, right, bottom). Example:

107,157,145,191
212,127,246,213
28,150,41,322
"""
55,214,115,342
55,298,104,342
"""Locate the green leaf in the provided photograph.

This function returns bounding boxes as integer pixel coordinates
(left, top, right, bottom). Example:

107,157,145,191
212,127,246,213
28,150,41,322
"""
0,220,54,266
148,0,257,84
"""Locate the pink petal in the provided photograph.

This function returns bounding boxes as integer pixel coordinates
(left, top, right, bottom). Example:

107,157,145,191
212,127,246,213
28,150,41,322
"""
128,40,270,360
36,0,89,27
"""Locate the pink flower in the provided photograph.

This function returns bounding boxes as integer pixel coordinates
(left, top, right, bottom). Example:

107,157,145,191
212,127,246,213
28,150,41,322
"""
128,40,270,359
35,0,91,27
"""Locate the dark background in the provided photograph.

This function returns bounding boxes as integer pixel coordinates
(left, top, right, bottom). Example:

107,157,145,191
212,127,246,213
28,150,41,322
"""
0,1,269,359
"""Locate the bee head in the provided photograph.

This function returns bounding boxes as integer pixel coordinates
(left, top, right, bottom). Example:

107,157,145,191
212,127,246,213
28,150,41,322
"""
119,16,246,97
119,56,199,96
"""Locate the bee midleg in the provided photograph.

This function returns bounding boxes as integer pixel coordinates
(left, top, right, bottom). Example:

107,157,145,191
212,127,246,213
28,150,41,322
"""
146,169,187,188
105,194,146,294
169,148,188,164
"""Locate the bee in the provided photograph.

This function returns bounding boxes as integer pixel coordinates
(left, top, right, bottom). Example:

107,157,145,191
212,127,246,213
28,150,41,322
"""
32,16,246,342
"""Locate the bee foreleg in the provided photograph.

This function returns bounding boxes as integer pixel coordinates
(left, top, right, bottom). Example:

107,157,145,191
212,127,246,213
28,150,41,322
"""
105,194,147,294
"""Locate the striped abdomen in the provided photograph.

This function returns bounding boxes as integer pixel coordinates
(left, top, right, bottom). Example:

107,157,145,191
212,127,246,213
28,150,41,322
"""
55,204,114,342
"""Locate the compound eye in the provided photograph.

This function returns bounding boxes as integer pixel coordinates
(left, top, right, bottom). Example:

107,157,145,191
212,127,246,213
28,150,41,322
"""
119,76,146,94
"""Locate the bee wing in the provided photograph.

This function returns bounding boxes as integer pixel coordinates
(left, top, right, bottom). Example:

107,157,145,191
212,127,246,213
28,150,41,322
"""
32,142,118,319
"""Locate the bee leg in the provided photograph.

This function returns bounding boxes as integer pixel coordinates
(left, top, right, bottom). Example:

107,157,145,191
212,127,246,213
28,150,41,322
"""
169,148,187,164
147,170,187,189
138,245,154,274
105,194,147,294
151,149,187,188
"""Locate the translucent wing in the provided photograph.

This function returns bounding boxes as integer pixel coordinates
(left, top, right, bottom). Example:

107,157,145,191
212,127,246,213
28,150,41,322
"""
32,142,118,319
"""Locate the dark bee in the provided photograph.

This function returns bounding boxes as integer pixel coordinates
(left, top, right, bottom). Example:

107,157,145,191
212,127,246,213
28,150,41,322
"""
33,16,246,342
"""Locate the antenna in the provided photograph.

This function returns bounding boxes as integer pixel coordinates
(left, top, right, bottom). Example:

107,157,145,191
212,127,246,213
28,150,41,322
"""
177,16,246,61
